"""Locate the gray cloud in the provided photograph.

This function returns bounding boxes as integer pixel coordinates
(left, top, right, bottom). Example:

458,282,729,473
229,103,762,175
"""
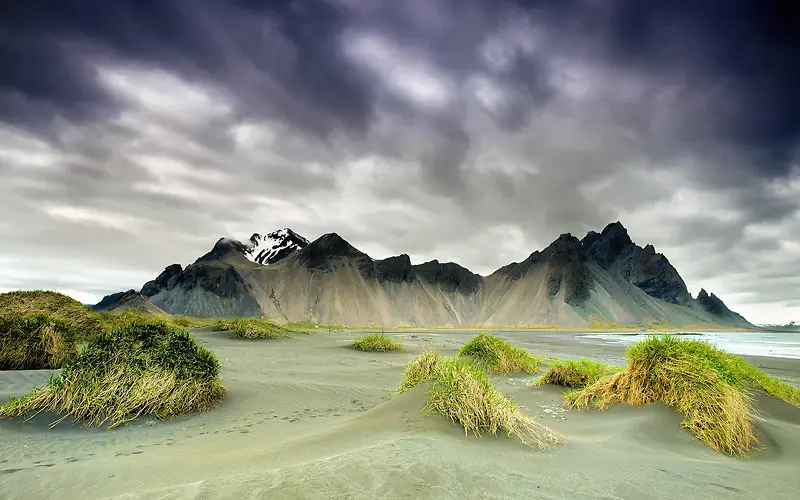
0,0,798,322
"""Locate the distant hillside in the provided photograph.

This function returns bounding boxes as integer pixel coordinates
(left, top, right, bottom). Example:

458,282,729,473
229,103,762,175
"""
96,223,754,329
93,289,167,315
758,322,800,332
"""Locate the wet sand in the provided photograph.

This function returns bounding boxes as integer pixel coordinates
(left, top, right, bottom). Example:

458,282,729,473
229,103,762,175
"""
1,330,799,500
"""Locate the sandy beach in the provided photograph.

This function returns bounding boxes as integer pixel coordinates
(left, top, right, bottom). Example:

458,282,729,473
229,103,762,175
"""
1,329,799,500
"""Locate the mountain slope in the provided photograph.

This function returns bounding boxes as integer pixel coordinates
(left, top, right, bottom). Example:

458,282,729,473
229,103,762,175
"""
110,222,753,328
92,289,167,315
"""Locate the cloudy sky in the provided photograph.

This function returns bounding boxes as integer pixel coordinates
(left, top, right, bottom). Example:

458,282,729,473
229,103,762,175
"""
1,0,798,324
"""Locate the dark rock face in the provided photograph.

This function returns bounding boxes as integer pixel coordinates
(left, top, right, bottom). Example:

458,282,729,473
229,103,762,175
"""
145,261,260,317
583,222,691,306
374,254,413,283
585,221,634,269
141,264,183,297
624,245,692,306
93,289,135,311
497,233,592,306
410,260,482,294
543,235,593,306
298,233,372,272
496,222,694,308
195,238,250,263
696,288,734,317
175,264,249,298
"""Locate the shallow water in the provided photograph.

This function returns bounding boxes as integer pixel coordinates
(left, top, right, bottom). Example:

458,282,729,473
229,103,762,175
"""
578,331,800,359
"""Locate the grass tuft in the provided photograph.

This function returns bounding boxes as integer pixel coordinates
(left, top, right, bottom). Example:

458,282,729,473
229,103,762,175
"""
0,290,106,341
457,333,541,374
215,318,293,339
0,318,225,428
564,335,800,455
350,334,404,352
396,350,564,449
0,314,80,370
536,358,620,388
397,349,444,395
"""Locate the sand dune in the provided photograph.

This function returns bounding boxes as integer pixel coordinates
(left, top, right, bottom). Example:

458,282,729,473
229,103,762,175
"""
1,330,798,499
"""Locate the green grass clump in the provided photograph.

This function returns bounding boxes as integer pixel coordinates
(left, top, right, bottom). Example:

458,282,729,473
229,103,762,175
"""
396,350,564,450
215,318,293,339
0,290,105,340
0,318,225,428
457,333,541,375
350,334,404,352
397,349,444,395
0,314,79,370
537,358,619,388
564,335,800,455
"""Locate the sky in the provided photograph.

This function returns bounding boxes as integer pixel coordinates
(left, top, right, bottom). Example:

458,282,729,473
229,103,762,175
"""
1,0,798,324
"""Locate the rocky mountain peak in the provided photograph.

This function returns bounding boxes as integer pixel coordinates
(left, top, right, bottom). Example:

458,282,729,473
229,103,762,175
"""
195,237,251,263
93,289,138,311
246,228,309,266
298,232,371,271
141,264,183,297
587,221,634,268
696,288,735,317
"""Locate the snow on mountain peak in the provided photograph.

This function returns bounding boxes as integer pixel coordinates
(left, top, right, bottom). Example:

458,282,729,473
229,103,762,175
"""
244,228,310,265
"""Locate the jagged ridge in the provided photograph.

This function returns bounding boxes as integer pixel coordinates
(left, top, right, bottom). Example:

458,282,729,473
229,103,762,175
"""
97,222,751,328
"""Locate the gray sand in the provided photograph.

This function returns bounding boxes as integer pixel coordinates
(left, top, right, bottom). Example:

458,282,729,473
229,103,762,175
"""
1,330,798,499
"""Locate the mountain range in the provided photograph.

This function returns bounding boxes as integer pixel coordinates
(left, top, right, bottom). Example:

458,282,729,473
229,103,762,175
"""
94,224,752,329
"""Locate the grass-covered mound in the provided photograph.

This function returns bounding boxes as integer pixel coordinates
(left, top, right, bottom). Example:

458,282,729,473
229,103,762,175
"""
565,335,800,455
397,350,564,449
536,359,619,388
0,319,225,428
350,334,404,352
457,333,541,375
0,314,79,370
215,318,293,339
0,290,105,340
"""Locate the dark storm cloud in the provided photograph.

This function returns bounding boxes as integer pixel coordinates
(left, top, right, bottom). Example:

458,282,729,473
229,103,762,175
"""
3,0,797,179
1,0,799,321
0,0,375,137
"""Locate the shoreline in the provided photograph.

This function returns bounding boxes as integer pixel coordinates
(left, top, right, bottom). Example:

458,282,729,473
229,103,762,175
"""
317,325,777,333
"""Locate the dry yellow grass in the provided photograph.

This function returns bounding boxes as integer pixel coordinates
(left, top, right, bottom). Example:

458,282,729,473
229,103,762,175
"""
0,314,79,370
0,290,105,340
0,319,225,428
565,336,764,455
397,350,564,450
536,358,619,388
